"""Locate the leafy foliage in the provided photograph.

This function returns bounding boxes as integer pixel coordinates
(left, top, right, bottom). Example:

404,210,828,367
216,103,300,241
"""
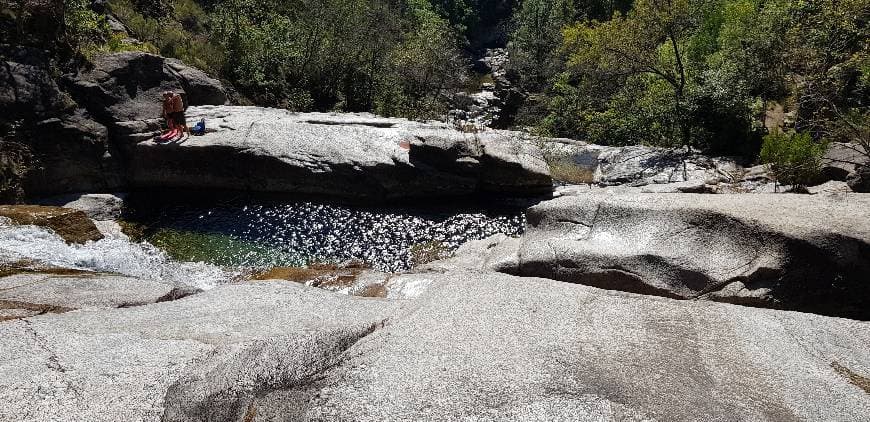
760,130,827,188
110,0,222,74
208,0,467,116
533,0,868,157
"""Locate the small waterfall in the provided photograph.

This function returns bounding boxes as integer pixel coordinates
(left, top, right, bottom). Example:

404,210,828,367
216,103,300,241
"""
0,220,239,289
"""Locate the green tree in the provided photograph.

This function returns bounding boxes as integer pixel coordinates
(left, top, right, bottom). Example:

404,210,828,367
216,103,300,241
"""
552,0,718,146
509,0,577,91
210,0,465,116
760,130,827,189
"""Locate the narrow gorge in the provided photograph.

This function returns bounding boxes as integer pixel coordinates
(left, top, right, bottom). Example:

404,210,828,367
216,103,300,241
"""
1,1,869,421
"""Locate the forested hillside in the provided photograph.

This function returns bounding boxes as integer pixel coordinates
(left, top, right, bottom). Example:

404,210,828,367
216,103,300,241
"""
3,0,868,156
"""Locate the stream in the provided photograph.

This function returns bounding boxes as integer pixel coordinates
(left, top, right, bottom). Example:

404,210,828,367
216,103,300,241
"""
1,195,526,289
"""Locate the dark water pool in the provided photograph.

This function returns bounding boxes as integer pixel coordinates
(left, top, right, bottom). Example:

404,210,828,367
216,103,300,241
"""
123,195,526,272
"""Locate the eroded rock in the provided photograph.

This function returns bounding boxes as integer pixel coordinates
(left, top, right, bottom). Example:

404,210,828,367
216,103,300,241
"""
3,272,867,421
483,193,870,319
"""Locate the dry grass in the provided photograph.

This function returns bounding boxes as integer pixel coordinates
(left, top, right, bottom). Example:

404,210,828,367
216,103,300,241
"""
547,160,597,184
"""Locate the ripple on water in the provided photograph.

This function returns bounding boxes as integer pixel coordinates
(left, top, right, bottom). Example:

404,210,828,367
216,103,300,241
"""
130,200,526,272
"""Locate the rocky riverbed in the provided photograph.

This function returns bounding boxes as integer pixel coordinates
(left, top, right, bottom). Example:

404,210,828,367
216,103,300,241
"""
1,188,869,421
3,51,870,421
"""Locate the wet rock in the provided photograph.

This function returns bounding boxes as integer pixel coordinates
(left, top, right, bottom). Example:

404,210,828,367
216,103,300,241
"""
493,193,870,319
0,205,103,244
129,106,552,200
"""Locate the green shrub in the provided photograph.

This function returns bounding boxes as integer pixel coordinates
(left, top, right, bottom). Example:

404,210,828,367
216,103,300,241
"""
65,0,110,59
109,0,224,74
760,130,827,188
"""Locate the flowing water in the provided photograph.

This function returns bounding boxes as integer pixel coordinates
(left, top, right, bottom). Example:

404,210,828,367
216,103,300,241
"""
0,219,239,289
0,197,526,289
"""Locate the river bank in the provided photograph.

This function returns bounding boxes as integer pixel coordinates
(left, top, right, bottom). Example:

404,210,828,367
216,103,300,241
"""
1,190,869,421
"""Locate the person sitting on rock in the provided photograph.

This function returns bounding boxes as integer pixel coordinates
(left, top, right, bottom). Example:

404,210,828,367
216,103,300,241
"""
161,91,187,141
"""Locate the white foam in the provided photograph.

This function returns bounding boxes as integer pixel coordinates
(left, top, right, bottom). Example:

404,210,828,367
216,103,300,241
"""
0,221,237,289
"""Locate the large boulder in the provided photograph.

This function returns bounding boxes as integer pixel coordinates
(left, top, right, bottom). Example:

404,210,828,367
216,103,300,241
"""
0,60,65,120
128,106,552,200
488,193,870,319
38,193,126,220
821,142,868,182
20,111,125,196
848,164,870,193
164,59,227,106
64,52,227,145
1,58,126,197
4,272,867,420
0,205,103,244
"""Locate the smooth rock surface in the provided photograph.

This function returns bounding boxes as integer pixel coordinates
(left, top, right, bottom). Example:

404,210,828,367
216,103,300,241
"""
822,142,868,182
0,281,401,422
272,272,870,421
0,205,103,244
38,193,127,220
129,106,552,200
0,273,176,309
490,193,870,319
3,272,868,421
